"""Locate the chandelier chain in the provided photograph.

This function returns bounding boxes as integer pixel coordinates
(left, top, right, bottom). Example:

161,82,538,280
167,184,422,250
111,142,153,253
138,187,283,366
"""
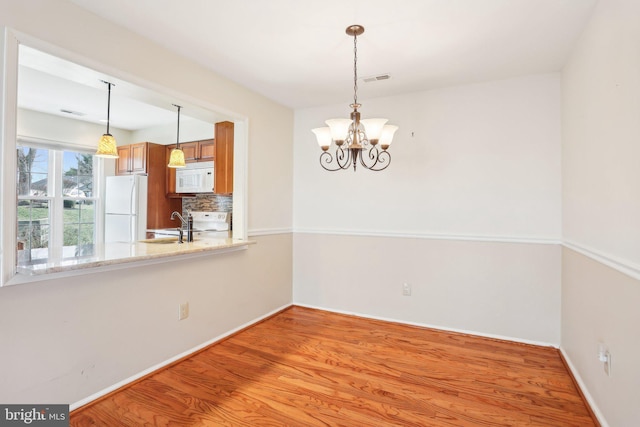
353,31,358,105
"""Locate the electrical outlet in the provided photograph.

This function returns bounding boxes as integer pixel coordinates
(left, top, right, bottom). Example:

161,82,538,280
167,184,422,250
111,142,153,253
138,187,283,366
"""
403,283,412,296
598,343,612,376
179,302,189,320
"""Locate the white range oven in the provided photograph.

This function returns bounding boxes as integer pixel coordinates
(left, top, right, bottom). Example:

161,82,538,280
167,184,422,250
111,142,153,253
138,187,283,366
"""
190,211,230,238
147,211,230,239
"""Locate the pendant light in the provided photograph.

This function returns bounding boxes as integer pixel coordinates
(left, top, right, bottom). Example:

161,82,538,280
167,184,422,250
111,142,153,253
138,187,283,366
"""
95,80,119,158
312,25,398,171
167,104,186,168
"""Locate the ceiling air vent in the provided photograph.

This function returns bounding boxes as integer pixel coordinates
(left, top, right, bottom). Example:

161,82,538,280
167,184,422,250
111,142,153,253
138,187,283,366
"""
60,109,85,116
363,73,391,83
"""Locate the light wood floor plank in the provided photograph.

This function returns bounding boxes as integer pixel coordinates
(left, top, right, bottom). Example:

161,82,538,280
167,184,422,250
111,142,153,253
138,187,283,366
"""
70,306,598,426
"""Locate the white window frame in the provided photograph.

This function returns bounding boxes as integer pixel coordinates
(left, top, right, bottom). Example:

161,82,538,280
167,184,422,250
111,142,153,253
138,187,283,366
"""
17,142,102,265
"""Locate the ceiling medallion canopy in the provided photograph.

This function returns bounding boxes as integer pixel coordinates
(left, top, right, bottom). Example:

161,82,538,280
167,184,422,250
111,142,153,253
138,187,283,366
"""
312,25,398,172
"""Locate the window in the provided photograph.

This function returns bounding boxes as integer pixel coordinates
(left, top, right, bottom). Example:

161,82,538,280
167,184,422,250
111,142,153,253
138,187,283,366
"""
17,144,98,266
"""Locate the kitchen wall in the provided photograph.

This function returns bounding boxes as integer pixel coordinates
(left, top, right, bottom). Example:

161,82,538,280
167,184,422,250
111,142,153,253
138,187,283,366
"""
0,0,293,406
561,0,640,425
17,108,133,149
293,73,562,344
131,116,213,145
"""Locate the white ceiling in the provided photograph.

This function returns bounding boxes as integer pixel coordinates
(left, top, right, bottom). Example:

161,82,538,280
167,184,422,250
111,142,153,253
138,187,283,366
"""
68,0,596,109
18,46,228,131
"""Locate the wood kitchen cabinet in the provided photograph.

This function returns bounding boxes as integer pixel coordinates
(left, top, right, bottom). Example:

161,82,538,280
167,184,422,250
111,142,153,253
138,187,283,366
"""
166,122,233,196
214,121,234,194
179,139,214,163
116,142,148,174
116,142,181,229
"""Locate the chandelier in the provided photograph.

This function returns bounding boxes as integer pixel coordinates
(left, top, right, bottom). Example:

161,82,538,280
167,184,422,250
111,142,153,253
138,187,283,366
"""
312,25,398,172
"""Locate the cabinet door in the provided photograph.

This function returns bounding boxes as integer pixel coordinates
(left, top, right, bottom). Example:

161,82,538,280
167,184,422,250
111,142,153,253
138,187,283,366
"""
198,139,215,161
116,146,132,175
214,122,234,194
180,142,198,163
130,142,147,173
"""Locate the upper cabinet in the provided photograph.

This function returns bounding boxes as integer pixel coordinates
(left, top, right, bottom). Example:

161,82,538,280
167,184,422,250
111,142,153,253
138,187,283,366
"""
180,139,214,163
165,121,234,196
116,142,148,175
214,121,234,195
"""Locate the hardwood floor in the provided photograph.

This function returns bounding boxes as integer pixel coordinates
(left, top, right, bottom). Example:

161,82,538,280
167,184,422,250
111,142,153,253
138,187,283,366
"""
71,306,597,426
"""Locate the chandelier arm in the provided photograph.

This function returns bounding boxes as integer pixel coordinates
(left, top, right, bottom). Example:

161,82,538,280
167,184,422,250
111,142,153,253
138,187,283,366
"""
360,146,391,171
320,147,351,172
336,146,351,169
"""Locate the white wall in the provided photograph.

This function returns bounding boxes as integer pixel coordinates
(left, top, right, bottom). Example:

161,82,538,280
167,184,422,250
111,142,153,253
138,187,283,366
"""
293,74,562,344
295,234,560,344
0,234,292,405
294,74,561,240
18,108,133,148
131,116,214,146
561,0,640,425
0,0,293,405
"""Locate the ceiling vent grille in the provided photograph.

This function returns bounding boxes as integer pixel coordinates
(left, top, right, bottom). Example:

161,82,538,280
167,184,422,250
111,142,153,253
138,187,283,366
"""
60,109,85,116
363,74,391,83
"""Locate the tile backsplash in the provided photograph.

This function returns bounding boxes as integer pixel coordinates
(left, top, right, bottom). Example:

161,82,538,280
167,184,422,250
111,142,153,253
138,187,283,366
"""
182,193,232,214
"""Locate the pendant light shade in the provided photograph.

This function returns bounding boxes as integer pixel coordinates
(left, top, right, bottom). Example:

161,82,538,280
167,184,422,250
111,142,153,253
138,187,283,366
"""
168,147,186,168
167,104,186,168
96,134,118,158
95,80,119,158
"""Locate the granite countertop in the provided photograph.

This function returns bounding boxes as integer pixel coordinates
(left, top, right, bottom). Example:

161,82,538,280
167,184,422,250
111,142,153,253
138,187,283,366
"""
17,236,253,276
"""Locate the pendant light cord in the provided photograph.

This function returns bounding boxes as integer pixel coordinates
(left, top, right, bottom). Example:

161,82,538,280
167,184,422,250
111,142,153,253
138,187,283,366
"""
106,82,112,134
174,104,182,149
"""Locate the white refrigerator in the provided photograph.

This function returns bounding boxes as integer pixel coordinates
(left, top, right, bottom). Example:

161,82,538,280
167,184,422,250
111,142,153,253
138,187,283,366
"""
104,175,148,243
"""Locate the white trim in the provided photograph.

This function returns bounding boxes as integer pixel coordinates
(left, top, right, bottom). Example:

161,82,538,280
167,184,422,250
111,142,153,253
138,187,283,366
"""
70,303,293,411
294,303,559,348
1,28,19,285
249,228,293,237
559,347,609,427
293,228,560,245
563,240,640,281
17,134,96,153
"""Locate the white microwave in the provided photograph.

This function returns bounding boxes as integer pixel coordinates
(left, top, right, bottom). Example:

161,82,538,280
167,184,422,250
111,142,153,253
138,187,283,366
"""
175,161,214,193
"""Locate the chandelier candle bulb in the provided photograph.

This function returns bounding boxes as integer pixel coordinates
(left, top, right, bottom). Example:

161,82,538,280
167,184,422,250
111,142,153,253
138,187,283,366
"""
312,24,398,172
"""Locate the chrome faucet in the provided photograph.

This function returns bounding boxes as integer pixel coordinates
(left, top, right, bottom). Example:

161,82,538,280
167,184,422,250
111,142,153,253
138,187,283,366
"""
170,211,193,243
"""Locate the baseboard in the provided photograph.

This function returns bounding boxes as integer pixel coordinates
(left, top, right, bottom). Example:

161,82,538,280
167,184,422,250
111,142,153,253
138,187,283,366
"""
294,303,558,349
70,303,293,412
559,347,609,427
